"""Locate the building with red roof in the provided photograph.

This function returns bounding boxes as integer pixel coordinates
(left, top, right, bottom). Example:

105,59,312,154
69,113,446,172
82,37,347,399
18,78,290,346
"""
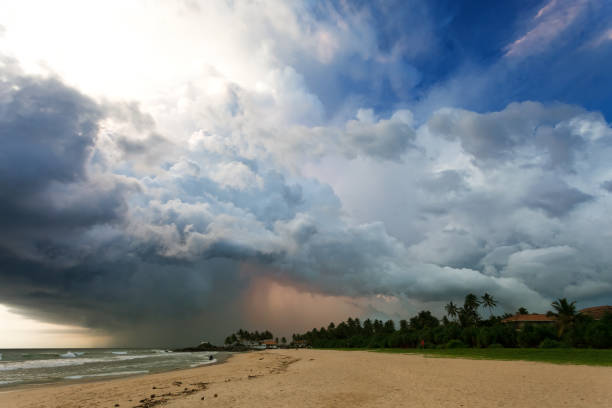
579,306,612,320
501,313,556,329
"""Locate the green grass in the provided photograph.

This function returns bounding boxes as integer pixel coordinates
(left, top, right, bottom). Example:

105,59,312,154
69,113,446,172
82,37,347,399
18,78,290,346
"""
318,348,612,366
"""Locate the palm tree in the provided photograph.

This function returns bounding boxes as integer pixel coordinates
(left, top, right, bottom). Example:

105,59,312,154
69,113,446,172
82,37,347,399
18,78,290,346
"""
464,293,481,312
481,293,497,317
551,298,577,337
445,301,459,321
459,294,481,327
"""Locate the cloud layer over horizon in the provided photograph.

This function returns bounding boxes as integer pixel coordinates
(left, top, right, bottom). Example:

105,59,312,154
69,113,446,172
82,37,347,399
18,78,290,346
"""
1,0,612,346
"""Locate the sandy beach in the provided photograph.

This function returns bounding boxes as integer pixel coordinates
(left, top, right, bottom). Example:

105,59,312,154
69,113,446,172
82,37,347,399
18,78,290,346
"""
1,349,611,407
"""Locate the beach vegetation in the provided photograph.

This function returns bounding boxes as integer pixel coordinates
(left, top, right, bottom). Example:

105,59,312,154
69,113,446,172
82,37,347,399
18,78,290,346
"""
290,295,612,351
224,328,275,346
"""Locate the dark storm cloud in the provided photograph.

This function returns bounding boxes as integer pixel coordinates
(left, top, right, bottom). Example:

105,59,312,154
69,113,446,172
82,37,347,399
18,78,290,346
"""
0,73,100,191
0,67,139,266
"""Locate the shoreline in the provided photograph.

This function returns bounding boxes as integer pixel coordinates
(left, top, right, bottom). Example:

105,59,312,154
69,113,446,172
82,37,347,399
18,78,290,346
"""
0,351,233,392
1,349,611,407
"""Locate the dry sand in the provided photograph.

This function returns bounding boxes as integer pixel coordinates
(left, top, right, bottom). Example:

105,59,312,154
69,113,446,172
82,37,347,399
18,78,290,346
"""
1,349,611,407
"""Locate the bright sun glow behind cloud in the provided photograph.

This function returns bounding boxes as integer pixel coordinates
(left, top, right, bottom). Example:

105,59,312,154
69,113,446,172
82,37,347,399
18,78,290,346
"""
0,0,302,103
0,304,110,348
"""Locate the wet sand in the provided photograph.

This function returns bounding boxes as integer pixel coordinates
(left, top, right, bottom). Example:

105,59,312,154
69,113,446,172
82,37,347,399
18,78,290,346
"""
1,349,611,407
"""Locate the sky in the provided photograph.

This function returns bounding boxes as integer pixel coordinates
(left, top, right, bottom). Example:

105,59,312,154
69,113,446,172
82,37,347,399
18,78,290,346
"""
1,0,612,347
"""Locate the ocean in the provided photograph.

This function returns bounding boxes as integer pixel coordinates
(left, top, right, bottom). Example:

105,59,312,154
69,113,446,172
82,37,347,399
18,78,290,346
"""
0,348,223,388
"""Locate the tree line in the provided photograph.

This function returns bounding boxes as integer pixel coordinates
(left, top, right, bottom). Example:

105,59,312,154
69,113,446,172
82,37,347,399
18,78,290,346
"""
224,328,287,346
291,294,612,349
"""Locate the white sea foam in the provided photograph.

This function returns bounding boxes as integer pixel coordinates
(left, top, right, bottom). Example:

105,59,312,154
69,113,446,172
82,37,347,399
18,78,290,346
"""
0,353,2,361
0,380,19,385
64,370,149,380
114,353,168,361
0,351,178,371
190,358,217,367
110,351,127,355
0,357,107,371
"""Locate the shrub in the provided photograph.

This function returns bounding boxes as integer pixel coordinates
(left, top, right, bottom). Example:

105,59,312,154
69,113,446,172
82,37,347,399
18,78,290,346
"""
539,339,565,348
518,324,556,347
488,343,504,348
446,339,467,349
585,322,612,348
461,327,478,347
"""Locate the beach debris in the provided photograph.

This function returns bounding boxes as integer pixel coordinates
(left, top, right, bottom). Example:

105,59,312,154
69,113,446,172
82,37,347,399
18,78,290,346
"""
214,394,218,398
190,382,209,390
115,404,120,407
131,381,208,407
172,381,182,386
152,386,156,389
133,396,168,408
201,396,205,400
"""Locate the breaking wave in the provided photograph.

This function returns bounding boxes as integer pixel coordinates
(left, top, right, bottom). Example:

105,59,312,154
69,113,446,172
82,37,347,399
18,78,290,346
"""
64,370,149,380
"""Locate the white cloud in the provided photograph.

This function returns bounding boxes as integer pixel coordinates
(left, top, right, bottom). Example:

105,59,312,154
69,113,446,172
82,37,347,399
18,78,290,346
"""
210,162,264,191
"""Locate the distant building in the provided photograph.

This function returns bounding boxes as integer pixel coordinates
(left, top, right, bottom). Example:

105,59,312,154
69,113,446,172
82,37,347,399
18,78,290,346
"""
579,306,612,320
501,314,556,329
243,341,265,350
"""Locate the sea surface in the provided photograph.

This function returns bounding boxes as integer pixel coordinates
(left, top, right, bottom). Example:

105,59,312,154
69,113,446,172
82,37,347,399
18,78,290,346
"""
0,348,222,388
